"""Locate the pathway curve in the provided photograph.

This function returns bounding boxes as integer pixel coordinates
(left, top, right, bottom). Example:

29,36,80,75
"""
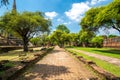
17,46,99,80
69,49,120,67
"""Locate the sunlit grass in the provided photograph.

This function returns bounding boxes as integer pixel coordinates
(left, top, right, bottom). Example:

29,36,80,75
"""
0,47,41,61
72,47,120,59
66,49,120,77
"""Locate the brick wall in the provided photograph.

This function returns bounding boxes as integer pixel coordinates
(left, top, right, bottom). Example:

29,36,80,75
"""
103,37,120,48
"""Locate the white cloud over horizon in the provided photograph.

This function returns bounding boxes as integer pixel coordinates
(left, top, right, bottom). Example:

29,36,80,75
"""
65,0,109,22
63,21,72,25
65,2,90,22
90,0,106,5
45,11,58,19
57,18,63,22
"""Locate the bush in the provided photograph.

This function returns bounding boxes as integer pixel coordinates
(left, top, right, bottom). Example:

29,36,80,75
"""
91,36,104,48
0,60,14,71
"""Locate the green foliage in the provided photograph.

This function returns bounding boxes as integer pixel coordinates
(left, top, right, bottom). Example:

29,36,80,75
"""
79,29,95,47
49,29,76,47
40,33,50,47
91,36,104,47
80,7,104,31
30,37,41,46
68,33,80,46
50,30,66,47
0,11,51,52
108,34,118,38
3,62,14,68
56,24,70,33
80,0,120,33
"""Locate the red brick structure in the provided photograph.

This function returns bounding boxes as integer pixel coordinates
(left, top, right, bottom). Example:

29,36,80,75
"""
103,37,120,48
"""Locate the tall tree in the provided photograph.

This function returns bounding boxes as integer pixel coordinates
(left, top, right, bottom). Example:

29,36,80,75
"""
81,0,120,33
95,0,120,32
80,7,104,32
56,24,70,33
91,36,104,47
0,11,51,52
79,29,95,47
50,30,68,47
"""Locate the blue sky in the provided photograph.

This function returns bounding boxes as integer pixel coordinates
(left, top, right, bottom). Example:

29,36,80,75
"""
0,0,119,35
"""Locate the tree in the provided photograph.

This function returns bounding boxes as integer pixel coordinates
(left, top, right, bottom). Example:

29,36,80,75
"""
56,24,70,33
91,36,104,47
50,30,68,47
0,11,51,52
108,34,118,38
68,33,79,46
30,37,41,47
81,0,120,34
79,29,95,47
80,7,104,32
95,0,120,32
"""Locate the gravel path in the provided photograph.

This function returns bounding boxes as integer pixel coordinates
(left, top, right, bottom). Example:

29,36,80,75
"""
69,49,120,67
17,46,99,80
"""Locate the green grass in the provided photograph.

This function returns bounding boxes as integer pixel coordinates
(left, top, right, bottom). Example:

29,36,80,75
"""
66,49,120,77
72,47,120,59
0,47,41,61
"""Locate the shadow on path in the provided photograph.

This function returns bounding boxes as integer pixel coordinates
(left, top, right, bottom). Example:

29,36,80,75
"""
17,64,70,80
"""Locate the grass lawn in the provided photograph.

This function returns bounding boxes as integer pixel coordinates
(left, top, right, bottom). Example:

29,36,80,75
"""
66,49,120,77
72,47,120,59
0,47,41,61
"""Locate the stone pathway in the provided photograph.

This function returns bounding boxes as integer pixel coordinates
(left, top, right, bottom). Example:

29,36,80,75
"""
69,49,120,67
17,46,99,80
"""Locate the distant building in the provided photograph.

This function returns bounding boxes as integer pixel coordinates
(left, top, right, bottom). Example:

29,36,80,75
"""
103,37,120,48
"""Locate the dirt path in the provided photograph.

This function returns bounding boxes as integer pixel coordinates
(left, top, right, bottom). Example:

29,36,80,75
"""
17,46,99,80
69,49,120,67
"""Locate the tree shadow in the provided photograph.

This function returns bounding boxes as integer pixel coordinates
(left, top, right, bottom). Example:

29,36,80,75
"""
17,64,71,80
93,49,120,55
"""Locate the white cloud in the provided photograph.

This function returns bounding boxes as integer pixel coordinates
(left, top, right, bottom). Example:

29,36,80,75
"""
91,0,98,5
63,21,71,25
65,2,90,22
45,11,58,19
91,0,106,5
57,18,63,22
65,0,109,22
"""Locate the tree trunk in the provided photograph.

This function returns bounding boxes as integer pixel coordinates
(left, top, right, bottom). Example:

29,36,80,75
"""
82,42,86,47
23,37,28,52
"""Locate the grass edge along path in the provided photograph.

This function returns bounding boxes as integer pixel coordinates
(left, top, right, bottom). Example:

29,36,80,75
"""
66,48,120,77
74,47,120,59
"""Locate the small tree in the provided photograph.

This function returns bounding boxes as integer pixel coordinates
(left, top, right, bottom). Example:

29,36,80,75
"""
0,11,51,52
108,34,118,38
56,24,70,33
30,37,41,47
91,36,104,47
79,29,95,47
50,30,68,47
